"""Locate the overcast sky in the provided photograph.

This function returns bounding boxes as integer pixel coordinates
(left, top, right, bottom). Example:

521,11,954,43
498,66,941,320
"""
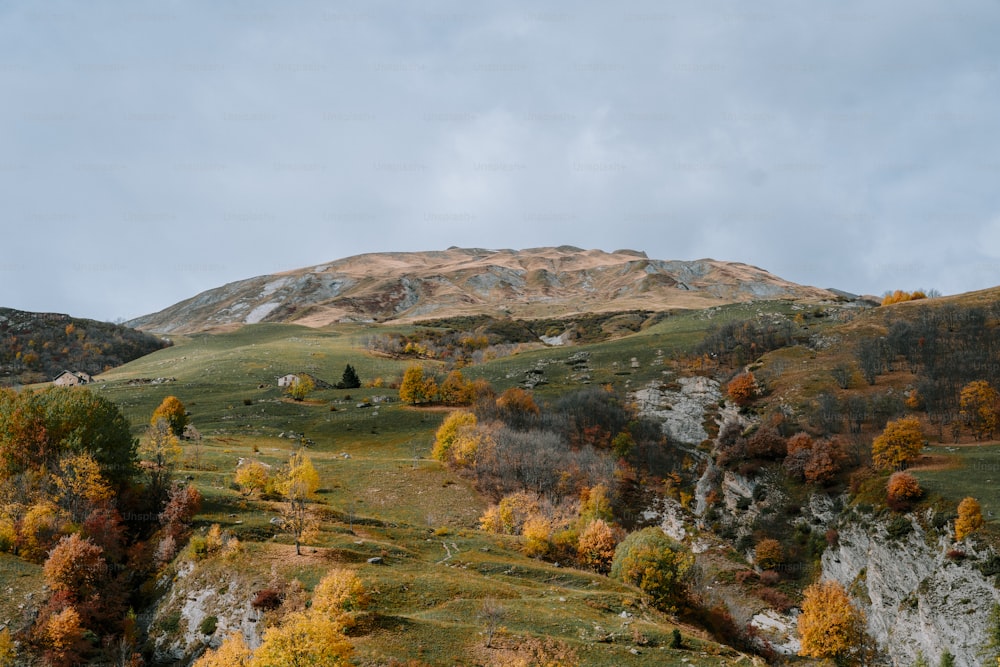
3,1,999,322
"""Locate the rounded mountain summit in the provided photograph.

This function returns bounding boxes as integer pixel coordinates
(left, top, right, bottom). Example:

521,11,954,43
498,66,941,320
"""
128,247,837,334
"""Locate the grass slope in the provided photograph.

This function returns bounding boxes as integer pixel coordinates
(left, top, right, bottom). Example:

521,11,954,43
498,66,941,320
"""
93,315,779,664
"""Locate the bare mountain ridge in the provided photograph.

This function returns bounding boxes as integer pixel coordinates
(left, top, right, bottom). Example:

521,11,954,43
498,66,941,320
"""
128,246,838,333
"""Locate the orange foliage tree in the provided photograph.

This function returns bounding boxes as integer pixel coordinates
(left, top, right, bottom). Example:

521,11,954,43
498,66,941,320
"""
955,496,984,541
959,380,1000,440
881,290,927,306
43,533,108,600
886,472,923,511
872,416,924,470
726,372,758,407
577,518,619,573
797,580,868,664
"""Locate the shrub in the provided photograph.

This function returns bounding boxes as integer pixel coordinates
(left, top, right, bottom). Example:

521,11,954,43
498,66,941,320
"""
759,587,794,612
252,588,284,611
610,527,693,612
754,538,784,571
726,372,758,407
887,472,923,511
199,615,218,635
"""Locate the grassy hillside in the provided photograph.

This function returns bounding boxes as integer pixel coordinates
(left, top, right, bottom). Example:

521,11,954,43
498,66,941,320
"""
95,314,779,665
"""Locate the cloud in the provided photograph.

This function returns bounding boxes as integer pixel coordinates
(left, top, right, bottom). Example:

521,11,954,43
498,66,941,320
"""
2,0,999,319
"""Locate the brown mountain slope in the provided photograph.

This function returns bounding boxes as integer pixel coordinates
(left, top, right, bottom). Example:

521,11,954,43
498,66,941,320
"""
128,246,838,333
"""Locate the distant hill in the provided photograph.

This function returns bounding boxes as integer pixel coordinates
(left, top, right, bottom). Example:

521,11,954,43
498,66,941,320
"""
128,246,839,333
0,308,170,386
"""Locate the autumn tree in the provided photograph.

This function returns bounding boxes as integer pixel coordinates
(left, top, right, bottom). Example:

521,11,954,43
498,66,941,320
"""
43,533,108,601
0,628,16,667
754,538,784,571
726,372,758,407
872,416,924,470
143,417,182,497
279,451,320,555
192,632,252,667
399,365,436,405
42,605,87,667
495,387,540,428
286,375,316,402
610,527,693,613
955,496,984,541
577,518,619,573
0,386,137,487
252,611,354,666
797,580,868,665
886,472,923,512
52,452,114,522
431,411,477,465
151,395,188,437
959,380,1000,440
234,460,270,498
439,369,474,406
311,568,369,618
338,364,361,390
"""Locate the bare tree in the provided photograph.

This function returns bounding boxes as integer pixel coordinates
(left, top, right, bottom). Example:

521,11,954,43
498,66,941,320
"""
478,598,506,648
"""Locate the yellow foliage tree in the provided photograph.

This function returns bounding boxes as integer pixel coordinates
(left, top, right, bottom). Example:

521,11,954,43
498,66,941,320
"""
19,501,71,563
278,451,321,555
798,580,867,664
0,627,15,667
52,452,114,522
399,365,436,405
439,370,474,406
521,513,553,557
872,416,924,470
431,411,477,464
955,496,984,541
479,492,540,535
959,380,1000,441
311,568,369,618
234,461,270,497
251,611,354,667
192,632,252,667
152,395,188,436
286,376,316,402
144,417,183,494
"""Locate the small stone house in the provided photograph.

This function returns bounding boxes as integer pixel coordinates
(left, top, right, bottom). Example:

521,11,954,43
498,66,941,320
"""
53,370,93,386
277,373,300,388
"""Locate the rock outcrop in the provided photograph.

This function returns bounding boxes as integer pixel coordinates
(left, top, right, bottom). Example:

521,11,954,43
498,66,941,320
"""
823,515,1000,666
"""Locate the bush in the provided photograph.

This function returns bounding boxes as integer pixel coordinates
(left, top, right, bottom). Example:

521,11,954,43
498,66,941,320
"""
759,587,794,612
887,472,923,512
886,515,913,540
610,528,693,612
199,615,218,635
252,588,284,611
754,538,784,571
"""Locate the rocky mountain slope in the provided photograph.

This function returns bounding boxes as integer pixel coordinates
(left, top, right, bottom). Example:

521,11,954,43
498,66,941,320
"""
128,246,837,334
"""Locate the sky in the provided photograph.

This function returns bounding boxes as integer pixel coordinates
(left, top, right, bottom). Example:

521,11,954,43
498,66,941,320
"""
2,0,1000,322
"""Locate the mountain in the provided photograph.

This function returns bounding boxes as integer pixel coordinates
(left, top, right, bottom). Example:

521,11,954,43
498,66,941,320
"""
0,307,170,386
128,246,839,333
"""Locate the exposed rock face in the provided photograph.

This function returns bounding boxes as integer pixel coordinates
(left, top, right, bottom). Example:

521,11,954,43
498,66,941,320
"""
633,376,722,446
146,560,264,664
823,517,1000,666
128,246,836,333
